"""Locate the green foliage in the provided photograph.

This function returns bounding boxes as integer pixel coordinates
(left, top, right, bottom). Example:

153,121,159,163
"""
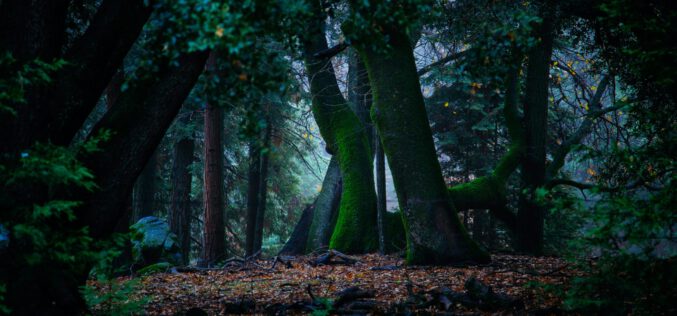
0,139,102,312
0,52,66,115
82,233,148,315
342,0,440,51
81,277,147,316
546,93,676,313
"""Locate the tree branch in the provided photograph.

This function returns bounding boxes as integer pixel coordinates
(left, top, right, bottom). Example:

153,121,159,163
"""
312,42,349,59
417,51,467,77
546,75,611,179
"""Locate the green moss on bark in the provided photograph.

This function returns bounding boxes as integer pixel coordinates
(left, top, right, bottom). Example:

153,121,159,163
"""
302,3,377,254
357,29,489,265
445,60,524,231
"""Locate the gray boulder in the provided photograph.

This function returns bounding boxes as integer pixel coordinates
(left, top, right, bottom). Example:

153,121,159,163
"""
130,216,182,268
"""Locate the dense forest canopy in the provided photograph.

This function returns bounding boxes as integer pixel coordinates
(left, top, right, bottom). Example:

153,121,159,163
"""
0,0,674,314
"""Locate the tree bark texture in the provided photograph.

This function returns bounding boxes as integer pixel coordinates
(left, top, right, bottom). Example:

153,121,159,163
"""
202,102,226,265
357,29,489,265
306,157,343,251
81,51,209,239
516,17,554,255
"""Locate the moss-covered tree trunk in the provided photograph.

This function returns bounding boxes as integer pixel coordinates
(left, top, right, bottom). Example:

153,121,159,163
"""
302,4,378,253
358,29,489,264
516,17,554,255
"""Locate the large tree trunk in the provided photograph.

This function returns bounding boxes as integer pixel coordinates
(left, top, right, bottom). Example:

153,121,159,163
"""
357,29,489,265
516,17,554,255
169,116,195,265
80,51,209,239
302,4,378,253
48,0,153,146
201,102,226,266
254,123,272,252
245,138,262,256
3,51,208,316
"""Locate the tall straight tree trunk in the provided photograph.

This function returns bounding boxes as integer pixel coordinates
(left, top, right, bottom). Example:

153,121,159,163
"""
202,102,225,266
357,28,489,265
375,132,387,254
302,2,378,253
133,150,158,222
254,123,272,252
516,16,554,255
169,115,195,265
245,137,261,257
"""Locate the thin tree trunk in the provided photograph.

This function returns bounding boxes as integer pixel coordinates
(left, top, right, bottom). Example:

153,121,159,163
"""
245,138,261,257
375,132,387,254
169,118,195,265
254,123,272,252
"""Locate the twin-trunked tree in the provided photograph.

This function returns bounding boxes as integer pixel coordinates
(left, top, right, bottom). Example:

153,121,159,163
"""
291,0,616,261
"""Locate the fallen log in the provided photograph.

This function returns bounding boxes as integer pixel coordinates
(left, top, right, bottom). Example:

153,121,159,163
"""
333,286,375,308
310,249,358,266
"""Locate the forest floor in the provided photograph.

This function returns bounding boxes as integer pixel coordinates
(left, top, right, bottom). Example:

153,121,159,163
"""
89,253,578,315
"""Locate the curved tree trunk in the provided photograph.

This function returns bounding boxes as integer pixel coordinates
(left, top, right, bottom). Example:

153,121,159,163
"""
357,29,489,265
81,51,209,239
301,3,378,253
